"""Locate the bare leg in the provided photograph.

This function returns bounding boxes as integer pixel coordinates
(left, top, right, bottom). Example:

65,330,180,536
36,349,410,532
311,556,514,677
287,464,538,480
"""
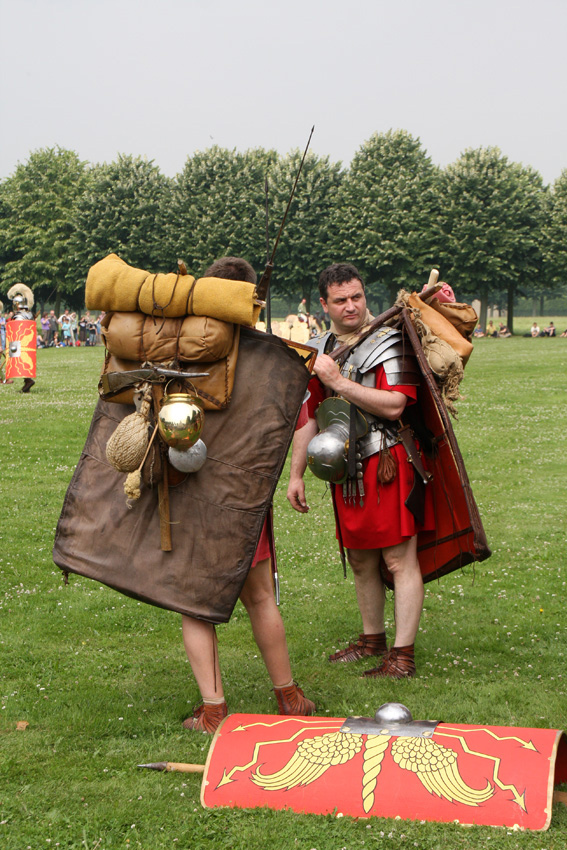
238,558,293,688
181,615,224,701
381,535,424,646
346,548,385,635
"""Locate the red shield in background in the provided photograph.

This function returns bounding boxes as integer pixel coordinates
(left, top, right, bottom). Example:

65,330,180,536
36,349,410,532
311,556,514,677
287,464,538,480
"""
6,320,36,379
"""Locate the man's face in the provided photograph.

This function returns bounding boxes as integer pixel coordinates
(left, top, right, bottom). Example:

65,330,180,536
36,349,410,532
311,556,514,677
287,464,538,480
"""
320,279,366,335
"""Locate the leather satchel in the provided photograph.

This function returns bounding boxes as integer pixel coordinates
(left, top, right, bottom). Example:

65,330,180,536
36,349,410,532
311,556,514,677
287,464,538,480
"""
100,312,240,410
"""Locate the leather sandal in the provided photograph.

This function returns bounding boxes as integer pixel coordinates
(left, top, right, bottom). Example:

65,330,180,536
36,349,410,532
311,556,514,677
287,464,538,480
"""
274,682,316,716
328,633,387,663
363,646,416,679
182,700,228,733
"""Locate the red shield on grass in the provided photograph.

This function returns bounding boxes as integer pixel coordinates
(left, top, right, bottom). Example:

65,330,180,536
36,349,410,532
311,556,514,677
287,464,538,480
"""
202,713,567,831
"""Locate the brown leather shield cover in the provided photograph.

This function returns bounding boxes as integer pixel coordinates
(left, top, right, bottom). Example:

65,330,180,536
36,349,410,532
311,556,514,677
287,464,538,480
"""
53,329,311,623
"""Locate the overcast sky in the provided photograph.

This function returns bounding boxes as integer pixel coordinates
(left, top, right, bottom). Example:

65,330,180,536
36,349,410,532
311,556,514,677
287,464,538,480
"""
1,0,566,185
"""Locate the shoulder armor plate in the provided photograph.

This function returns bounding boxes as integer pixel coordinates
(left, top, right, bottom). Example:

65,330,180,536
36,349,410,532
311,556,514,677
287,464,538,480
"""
309,331,335,356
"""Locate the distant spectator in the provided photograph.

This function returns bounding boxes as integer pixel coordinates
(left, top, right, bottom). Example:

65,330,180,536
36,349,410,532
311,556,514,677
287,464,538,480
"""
498,323,512,338
543,322,556,337
561,328,567,338
48,310,58,346
473,326,485,338
88,316,98,346
0,312,6,350
41,312,50,338
531,322,541,338
486,321,498,338
59,309,73,346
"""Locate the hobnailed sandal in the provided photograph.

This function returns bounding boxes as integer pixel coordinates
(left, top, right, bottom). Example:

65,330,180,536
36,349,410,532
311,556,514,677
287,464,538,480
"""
363,646,416,679
274,682,316,716
182,700,228,733
328,633,387,663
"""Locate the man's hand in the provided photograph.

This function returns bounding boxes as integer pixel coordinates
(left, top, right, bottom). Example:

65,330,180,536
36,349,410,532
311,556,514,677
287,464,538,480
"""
313,353,407,420
313,353,344,393
287,477,309,513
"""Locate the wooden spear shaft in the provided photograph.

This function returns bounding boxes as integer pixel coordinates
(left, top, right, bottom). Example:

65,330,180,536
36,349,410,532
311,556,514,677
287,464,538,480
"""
138,761,205,773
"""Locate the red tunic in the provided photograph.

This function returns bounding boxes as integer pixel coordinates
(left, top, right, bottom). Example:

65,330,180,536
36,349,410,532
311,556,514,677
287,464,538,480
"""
307,369,435,550
251,520,271,565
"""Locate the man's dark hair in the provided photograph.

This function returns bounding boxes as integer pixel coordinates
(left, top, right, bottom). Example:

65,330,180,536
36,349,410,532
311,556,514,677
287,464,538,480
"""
204,256,257,284
318,263,364,300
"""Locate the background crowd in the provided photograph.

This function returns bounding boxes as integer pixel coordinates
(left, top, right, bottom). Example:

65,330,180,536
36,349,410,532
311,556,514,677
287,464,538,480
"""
0,307,103,351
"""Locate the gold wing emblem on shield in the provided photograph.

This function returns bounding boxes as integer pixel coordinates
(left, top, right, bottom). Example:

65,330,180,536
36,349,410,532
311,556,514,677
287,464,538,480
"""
249,731,494,812
250,731,363,790
390,736,494,806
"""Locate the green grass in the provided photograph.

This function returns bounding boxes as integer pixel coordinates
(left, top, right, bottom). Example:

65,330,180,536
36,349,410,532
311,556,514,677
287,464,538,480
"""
1,339,567,849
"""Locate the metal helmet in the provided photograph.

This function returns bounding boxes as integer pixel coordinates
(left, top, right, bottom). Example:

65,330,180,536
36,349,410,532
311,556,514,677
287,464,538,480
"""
306,398,367,483
7,283,34,312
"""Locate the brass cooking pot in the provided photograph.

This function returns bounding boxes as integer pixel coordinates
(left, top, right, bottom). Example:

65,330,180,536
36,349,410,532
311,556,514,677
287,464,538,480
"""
158,391,204,449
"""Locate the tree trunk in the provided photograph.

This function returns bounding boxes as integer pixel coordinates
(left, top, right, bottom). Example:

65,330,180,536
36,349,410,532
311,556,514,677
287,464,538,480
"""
539,293,545,315
507,284,515,335
301,282,312,314
479,284,489,334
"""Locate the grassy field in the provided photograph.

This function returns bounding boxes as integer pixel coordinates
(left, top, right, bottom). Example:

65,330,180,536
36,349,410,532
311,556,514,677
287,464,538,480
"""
1,335,566,849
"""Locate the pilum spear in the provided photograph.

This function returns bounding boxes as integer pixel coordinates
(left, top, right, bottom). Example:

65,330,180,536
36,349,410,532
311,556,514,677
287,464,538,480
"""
138,761,204,773
256,125,315,311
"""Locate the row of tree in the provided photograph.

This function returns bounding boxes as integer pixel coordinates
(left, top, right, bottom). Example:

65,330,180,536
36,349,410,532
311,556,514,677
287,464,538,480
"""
1,131,566,332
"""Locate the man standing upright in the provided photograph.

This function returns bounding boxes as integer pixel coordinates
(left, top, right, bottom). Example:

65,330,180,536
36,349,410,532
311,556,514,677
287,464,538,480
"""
287,263,434,679
47,310,58,346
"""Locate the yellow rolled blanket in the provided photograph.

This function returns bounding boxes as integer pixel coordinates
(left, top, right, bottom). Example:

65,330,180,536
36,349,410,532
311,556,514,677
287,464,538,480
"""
86,254,261,326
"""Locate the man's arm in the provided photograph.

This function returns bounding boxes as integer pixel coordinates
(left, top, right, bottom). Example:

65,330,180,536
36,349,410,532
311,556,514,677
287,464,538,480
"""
313,353,407,420
286,417,317,513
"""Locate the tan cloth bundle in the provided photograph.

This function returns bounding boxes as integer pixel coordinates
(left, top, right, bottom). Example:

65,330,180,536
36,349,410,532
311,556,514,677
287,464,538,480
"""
86,254,262,326
407,293,474,365
427,299,478,342
101,312,235,364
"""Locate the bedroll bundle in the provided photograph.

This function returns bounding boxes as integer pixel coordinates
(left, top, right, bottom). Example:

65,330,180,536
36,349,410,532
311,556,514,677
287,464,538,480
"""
86,254,262,326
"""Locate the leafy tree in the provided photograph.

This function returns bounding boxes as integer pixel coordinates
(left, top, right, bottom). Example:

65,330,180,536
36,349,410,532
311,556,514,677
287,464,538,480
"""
265,150,344,312
0,147,89,311
542,169,567,294
334,130,442,304
162,146,277,277
440,147,545,332
69,154,172,293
